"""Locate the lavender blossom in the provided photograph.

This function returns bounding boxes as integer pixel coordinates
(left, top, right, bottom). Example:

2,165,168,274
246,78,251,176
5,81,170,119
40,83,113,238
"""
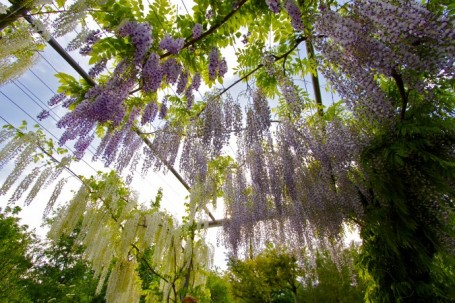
159,98,168,119
284,0,304,31
142,53,162,92
162,58,182,85
37,110,50,121
218,57,228,78
192,73,201,91
119,21,153,65
266,0,281,14
141,101,159,125
159,35,185,54
176,71,188,94
208,47,219,80
48,93,66,106
88,58,107,78
192,23,203,39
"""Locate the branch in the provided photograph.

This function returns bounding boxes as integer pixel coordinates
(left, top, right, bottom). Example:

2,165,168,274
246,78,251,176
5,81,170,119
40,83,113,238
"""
391,68,408,120
131,243,169,283
160,0,249,59
0,4,28,31
216,35,316,98
135,127,191,191
22,13,96,86
305,39,324,116
27,9,112,16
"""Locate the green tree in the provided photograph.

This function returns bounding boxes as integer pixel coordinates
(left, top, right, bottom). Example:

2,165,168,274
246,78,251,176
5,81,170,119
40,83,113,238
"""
205,270,234,303
299,243,367,303
227,244,367,303
26,224,106,303
358,90,455,302
0,206,35,303
228,245,303,303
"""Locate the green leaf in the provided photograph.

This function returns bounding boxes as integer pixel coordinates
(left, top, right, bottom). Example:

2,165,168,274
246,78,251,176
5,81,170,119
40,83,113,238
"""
55,0,66,8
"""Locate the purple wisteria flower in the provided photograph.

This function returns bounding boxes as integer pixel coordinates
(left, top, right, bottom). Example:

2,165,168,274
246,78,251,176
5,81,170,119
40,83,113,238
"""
192,23,203,39
37,110,50,121
118,21,153,65
266,0,281,14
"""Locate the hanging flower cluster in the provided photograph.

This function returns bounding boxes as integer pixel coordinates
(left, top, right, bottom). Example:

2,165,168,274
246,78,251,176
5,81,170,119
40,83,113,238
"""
57,59,137,159
192,23,203,39
118,21,153,65
142,53,162,92
159,34,185,54
79,29,102,56
222,114,368,254
266,0,281,14
283,0,304,31
47,172,212,303
314,0,455,122
208,47,227,80
0,128,73,210
0,128,213,303
263,54,304,113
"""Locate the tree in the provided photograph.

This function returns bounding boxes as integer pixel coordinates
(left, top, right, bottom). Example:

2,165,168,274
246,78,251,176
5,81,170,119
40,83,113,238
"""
26,222,106,303
0,205,107,302
0,206,35,303
227,244,366,303
299,243,367,303
0,0,454,302
205,270,234,303
228,245,301,303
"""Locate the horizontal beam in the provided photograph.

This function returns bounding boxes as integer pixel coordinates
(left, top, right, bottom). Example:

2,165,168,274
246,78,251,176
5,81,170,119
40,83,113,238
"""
23,14,96,86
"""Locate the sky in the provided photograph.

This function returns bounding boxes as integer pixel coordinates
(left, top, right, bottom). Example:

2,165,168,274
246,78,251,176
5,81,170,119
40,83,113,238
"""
0,0,346,271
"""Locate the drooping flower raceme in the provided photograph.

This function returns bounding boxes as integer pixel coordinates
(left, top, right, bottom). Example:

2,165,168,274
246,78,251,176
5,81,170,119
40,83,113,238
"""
79,29,101,56
162,58,182,85
284,0,304,31
207,47,228,80
192,73,201,91
176,71,189,94
141,101,159,125
208,47,219,80
48,93,66,106
314,0,455,123
57,59,137,158
88,58,107,78
142,53,162,92
266,0,281,14
192,23,203,39
159,35,185,54
218,58,228,78
118,21,153,65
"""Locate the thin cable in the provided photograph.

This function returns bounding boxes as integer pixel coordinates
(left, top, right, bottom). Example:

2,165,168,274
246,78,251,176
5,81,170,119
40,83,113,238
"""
14,79,62,118
37,52,59,73
180,0,191,16
29,69,55,94
12,80,48,112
